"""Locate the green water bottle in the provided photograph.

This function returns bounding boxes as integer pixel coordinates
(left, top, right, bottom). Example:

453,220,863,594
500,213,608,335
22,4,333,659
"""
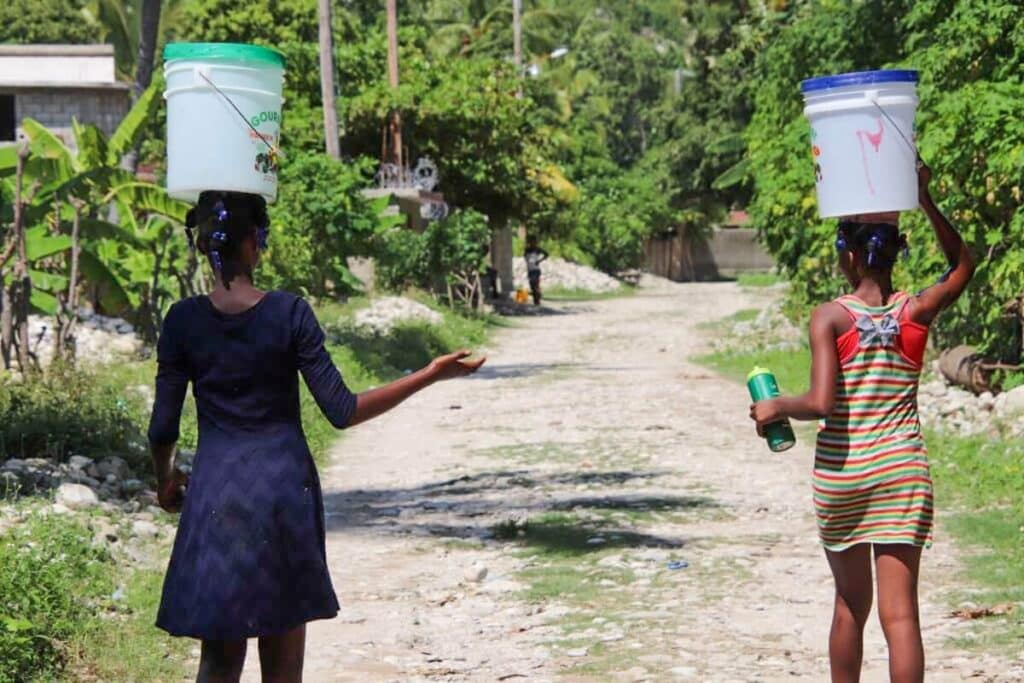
747,367,797,453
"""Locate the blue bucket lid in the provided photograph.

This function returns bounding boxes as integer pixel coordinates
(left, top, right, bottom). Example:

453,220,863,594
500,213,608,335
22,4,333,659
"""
801,69,918,93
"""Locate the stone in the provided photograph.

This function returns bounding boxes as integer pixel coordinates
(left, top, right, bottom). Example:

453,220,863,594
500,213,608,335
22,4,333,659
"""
68,455,94,471
121,479,145,495
97,456,129,480
131,520,160,538
566,648,588,658
0,471,20,491
50,503,72,515
669,666,699,679
1,459,26,473
55,483,100,509
464,564,489,583
996,386,1024,417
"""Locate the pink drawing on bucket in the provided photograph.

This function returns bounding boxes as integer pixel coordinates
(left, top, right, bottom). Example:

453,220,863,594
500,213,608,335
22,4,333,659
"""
855,118,885,196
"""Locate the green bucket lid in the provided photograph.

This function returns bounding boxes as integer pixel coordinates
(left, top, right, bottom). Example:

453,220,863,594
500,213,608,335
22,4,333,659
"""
747,366,771,382
163,42,286,68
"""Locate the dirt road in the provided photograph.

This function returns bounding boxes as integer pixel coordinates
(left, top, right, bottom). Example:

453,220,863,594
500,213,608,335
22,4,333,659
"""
242,279,1016,682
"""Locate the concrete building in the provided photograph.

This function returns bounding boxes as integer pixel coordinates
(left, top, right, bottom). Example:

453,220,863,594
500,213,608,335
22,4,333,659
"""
0,45,130,149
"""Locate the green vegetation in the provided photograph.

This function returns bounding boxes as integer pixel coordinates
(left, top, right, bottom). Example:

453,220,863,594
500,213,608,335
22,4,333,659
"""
0,510,191,682
696,344,811,396
736,272,784,289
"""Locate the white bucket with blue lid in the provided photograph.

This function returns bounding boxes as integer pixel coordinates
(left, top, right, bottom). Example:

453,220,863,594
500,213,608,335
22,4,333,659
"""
801,70,919,218
163,42,285,204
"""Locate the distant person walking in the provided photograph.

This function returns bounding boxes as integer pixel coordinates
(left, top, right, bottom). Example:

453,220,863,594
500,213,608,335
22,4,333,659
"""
524,237,549,305
749,163,974,683
147,191,485,683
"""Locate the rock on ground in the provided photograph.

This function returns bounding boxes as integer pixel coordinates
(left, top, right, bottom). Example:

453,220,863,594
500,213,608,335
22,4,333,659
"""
27,311,142,367
55,482,100,509
352,297,444,336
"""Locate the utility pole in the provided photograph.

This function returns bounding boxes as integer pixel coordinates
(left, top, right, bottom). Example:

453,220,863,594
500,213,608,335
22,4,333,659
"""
319,0,340,159
513,0,523,98
491,0,523,299
385,0,403,170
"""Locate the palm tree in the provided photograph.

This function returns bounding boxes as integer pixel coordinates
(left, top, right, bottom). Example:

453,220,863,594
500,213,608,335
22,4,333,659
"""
425,0,568,61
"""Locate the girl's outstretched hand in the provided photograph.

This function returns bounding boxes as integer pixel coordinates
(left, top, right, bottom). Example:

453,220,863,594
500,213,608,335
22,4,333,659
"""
429,350,486,381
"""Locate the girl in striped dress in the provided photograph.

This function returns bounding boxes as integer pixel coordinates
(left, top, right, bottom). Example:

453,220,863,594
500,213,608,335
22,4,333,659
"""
750,162,974,683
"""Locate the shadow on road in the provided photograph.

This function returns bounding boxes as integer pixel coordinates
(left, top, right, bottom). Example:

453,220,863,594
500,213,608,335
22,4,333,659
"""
323,468,719,551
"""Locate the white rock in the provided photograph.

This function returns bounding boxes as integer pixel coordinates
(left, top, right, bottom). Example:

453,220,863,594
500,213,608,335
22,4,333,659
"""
463,564,488,583
55,483,100,509
669,666,699,679
566,648,588,658
97,456,129,480
353,297,444,335
50,503,73,515
513,257,621,294
131,520,160,538
997,386,1024,417
68,455,94,471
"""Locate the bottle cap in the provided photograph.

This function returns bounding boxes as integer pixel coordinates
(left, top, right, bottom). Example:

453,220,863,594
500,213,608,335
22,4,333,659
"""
747,366,771,382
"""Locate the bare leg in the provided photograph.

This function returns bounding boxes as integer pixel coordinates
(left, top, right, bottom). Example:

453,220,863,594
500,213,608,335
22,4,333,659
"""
258,624,306,683
875,544,924,683
825,544,873,683
197,639,247,683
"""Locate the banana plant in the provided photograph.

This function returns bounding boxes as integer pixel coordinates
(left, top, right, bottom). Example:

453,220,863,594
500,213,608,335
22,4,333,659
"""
0,83,190,338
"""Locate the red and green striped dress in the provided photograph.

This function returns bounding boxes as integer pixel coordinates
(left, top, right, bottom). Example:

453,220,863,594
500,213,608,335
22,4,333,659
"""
814,292,933,551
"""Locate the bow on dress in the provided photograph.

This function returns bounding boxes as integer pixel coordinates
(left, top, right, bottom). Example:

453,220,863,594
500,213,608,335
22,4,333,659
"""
855,314,900,348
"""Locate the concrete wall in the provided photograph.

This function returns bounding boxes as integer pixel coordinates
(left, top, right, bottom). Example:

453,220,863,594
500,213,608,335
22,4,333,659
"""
7,88,129,141
645,227,775,281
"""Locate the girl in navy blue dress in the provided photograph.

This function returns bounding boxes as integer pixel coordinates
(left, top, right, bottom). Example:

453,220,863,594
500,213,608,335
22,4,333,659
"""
147,191,485,682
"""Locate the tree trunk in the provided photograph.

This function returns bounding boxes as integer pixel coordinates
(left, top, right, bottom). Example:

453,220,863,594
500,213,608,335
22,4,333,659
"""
385,0,402,169
491,220,514,299
12,144,32,374
938,345,992,395
54,200,84,364
319,0,341,159
513,0,523,98
122,0,162,172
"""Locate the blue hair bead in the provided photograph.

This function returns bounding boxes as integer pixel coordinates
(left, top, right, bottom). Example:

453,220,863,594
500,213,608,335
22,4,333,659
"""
256,227,269,251
211,231,228,244
211,250,223,271
213,201,229,224
835,237,848,251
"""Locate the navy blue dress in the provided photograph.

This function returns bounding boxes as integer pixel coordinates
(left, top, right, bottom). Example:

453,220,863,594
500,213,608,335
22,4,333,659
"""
148,291,356,641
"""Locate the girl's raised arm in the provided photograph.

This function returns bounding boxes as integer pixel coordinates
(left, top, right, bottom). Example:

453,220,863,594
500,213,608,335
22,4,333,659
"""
911,163,975,325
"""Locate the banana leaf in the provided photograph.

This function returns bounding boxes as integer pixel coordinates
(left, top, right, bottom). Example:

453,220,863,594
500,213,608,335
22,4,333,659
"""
25,225,72,261
712,158,751,190
78,249,132,314
107,84,160,163
29,288,58,315
106,182,190,223
72,120,109,172
21,118,74,171
28,269,69,292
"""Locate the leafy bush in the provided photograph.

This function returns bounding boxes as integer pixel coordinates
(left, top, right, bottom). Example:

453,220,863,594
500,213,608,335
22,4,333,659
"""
745,0,1024,359
0,367,146,466
375,209,491,303
0,514,114,682
261,152,388,297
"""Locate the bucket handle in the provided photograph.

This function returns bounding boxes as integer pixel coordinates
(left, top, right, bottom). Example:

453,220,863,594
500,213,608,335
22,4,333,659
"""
196,68,282,163
865,89,925,165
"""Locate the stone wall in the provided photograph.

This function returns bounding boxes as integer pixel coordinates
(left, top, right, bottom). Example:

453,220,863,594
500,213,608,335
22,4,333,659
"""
4,86,129,146
645,228,775,281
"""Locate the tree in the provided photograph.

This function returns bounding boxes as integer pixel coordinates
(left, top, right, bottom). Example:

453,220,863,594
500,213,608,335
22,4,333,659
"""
0,0,98,44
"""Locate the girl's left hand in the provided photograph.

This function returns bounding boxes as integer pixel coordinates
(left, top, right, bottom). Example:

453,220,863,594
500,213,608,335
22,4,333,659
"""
429,350,487,382
749,399,783,436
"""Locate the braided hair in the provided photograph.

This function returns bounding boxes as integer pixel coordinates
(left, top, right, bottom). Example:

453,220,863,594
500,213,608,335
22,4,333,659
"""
835,220,908,271
184,191,270,289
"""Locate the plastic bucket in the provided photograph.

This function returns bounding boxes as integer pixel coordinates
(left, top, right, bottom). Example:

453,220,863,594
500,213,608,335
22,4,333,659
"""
801,70,919,218
163,43,286,203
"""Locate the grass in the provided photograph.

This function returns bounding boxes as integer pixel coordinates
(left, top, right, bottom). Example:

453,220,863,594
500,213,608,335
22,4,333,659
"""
543,285,635,302
695,307,1024,653
927,431,1024,650
695,344,811,395
70,567,191,682
736,271,784,288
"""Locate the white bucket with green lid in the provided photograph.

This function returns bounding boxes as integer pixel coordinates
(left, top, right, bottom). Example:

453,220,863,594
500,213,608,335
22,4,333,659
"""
163,42,285,203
